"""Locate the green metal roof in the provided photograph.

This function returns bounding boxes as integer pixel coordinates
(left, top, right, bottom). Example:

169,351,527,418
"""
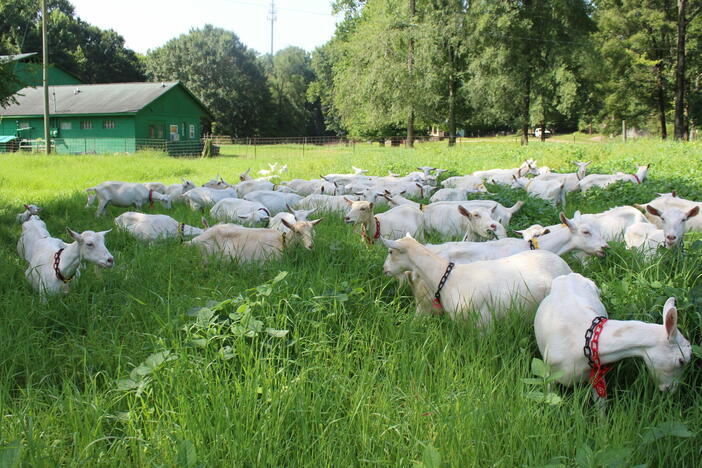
0,136,18,143
0,82,210,117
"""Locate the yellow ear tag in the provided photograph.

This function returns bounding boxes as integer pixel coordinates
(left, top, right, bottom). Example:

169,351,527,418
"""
529,238,540,250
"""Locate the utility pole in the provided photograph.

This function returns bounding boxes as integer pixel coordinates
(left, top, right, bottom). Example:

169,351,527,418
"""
42,0,51,154
268,0,277,57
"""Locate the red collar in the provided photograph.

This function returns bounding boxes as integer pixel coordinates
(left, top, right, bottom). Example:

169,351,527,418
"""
53,248,74,283
632,174,641,184
361,217,381,244
148,189,155,208
584,316,612,398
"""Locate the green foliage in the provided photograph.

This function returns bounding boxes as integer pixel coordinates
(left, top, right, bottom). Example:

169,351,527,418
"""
145,25,271,137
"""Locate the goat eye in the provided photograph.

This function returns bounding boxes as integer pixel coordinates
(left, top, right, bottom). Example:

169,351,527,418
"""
679,358,685,366
86,242,94,247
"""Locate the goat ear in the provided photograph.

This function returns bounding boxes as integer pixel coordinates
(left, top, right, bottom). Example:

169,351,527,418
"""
542,228,551,235
646,163,651,168
98,229,112,236
201,217,210,228
369,202,374,210
281,218,295,231
633,204,646,213
672,190,677,197
66,227,82,242
23,204,30,210
686,206,699,220
559,212,575,231
381,237,403,250
286,204,294,214
646,205,662,217
512,229,524,235
457,205,471,218
310,218,323,225
344,197,354,205
663,297,678,341
491,205,497,213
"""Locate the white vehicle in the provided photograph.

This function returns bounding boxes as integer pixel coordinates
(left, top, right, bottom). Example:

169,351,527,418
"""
534,128,551,138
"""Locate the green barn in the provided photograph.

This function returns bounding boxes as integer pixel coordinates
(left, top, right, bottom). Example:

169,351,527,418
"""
0,81,212,154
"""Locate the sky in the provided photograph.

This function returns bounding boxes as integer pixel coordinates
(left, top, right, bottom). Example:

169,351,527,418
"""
69,0,341,55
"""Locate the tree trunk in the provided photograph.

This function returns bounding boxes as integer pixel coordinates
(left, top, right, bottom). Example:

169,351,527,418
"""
540,122,546,142
406,0,416,149
656,64,668,140
448,76,456,147
674,0,687,140
521,77,531,146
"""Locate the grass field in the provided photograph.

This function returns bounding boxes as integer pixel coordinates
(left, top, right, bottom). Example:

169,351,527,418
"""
1,139,701,467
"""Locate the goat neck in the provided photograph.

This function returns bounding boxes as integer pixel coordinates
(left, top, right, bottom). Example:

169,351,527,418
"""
57,241,83,281
595,320,661,365
533,226,574,256
402,242,451,300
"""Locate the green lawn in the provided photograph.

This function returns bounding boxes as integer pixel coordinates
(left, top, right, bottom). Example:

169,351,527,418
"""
1,139,701,466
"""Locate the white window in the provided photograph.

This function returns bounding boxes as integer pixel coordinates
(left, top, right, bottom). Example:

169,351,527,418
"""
19,122,30,129
60,122,72,130
80,121,92,130
103,120,115,129
189,124,195,138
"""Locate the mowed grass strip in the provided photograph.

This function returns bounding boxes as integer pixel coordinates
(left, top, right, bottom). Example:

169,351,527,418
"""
0,139,701,466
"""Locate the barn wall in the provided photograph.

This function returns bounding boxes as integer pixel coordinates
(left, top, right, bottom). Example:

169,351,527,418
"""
134,85,207,141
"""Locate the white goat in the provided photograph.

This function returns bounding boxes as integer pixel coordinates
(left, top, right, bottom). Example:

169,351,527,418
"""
114,212,204,242
165,179,196,202
578,164,650,192
635,194,702,232
441,175,486,191
86,182,172,216
624,222,665,257
642,205,699,247
202,176,232,189
210,198,271,225
473,159,539,185
144,182,167,194
235,179,275,197
532,161,590,193
577,206,650,242
429,187,487,202
24,227,114,297
16,204,42,223
382,234,571,323
279,179,338,196
17,215,49,262
343,199,424,242
420,201,520,239
185,220,321,263
535,273,691,396
269,207,318,234
182,187,238,211
298,194,361,214
425,212,608,264
512,176,567,207
243,190,303,215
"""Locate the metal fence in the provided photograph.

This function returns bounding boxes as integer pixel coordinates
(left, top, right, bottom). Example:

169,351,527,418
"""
12,138,208,156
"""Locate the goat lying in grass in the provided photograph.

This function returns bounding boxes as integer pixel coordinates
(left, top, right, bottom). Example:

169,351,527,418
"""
23,225,113,297
114,212,204,242
185,218,322,263
534,273,692,398
578,164,650,192
344,199,424,242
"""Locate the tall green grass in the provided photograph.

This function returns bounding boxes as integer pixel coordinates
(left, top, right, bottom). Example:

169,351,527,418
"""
0,139,700,466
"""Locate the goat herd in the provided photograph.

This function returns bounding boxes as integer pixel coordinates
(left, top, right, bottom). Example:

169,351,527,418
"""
14,159,696,400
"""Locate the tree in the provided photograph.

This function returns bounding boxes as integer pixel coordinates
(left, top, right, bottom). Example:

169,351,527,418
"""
330,0,431,140
146,25,272,137
0,61,20,108
673,0,702,139
0,0,144,84
263,47,325,136
468,0,594,145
